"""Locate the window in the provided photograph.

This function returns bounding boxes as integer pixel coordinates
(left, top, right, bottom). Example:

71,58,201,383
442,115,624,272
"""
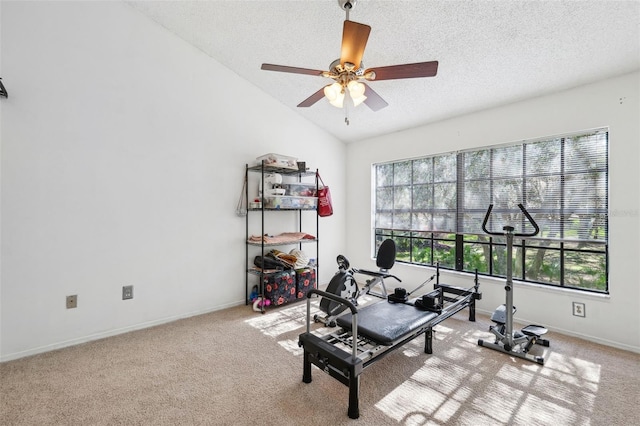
374,129,609,293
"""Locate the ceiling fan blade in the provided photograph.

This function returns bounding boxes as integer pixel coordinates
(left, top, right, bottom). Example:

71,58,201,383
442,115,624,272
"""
367,61,438,81
340,20,371,68
261,63,325,76
362,84,388,111
297,87,326,108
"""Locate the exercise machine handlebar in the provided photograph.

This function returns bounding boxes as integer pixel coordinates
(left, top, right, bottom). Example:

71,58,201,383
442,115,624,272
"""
307,289,358,314
481,203,540,237
307,289,359,359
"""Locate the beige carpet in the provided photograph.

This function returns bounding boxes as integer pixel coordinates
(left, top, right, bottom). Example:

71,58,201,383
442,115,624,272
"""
1,297,639,425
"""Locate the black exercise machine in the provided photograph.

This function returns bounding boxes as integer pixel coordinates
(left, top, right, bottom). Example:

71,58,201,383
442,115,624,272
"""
477,204,550,365
314,239,401,327
298,266,482,419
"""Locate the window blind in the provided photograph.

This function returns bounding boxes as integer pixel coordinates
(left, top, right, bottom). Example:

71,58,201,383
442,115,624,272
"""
459,130,608,242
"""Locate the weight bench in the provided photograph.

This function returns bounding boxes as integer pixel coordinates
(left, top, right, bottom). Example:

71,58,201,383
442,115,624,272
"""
298,280,482,419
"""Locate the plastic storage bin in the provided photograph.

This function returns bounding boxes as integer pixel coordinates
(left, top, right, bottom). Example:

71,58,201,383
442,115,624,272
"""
256,153,298,170
281,183,317,197
263,196,317,210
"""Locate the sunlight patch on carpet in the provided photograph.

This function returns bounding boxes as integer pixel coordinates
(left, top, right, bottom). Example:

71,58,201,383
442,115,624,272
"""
375,356,481,423
375,377,449,423
278,339,304,356
471,381,526,423
541,352,601,391
244,300,321,338
514,394,585,425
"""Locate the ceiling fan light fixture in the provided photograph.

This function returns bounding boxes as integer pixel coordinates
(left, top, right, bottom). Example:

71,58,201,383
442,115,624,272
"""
324,82,345,108
347,80,365,97
329,93,345,108
347,80,366,107
351,94,367,107
351,93,367,107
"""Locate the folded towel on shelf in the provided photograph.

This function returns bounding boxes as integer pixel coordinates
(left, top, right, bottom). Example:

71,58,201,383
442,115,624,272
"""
248,232,316,244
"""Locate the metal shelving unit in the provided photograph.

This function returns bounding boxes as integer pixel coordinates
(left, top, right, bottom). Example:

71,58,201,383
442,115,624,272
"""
244,162,319,312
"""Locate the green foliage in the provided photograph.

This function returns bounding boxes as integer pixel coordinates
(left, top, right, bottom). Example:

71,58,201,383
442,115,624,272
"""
381,230,607,293
463,244,489,273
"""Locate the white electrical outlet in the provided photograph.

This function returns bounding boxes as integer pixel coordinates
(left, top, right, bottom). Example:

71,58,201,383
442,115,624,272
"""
572,302,585,317
66,295,77,309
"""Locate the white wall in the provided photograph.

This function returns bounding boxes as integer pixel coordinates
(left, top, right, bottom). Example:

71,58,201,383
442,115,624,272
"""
2,1,637,362
0,1,346,361
346,72,640,352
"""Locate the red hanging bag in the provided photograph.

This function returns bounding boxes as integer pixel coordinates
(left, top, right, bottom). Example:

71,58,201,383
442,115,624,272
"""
317,172,333,217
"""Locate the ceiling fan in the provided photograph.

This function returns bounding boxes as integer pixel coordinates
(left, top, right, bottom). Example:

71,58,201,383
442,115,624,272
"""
261,0,438,123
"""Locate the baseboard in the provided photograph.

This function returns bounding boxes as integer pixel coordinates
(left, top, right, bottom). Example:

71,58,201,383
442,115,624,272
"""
0,300,245,363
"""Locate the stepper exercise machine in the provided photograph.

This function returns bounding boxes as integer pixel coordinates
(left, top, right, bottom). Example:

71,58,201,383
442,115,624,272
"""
298,265,482,419
477,203,550,365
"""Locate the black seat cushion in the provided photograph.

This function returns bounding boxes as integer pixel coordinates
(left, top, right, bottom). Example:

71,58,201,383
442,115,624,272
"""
336,301,438,345
376,239,396,270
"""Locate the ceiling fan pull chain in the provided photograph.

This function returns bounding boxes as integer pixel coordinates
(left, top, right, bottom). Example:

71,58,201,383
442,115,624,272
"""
342,89,351,126
344,104,350,125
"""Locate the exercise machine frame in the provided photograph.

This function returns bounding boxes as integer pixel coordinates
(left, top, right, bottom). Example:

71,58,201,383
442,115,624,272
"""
477,203,550,365
298,269,481,419
315,239,401,326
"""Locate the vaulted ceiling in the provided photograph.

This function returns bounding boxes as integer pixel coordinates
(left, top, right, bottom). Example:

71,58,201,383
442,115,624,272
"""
127,0,640,143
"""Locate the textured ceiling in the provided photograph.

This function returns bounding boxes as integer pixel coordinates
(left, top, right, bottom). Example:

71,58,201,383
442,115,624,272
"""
127,0,640,143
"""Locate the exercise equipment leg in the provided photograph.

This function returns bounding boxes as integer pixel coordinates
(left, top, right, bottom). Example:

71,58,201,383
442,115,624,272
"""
348,375,360,419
